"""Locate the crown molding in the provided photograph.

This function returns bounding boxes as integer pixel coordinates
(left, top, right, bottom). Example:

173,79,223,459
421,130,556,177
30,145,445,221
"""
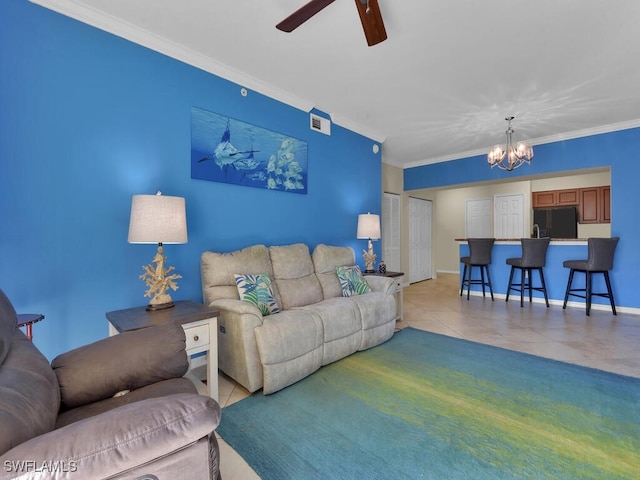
29,0,387,142
28,1,326,119
402,118,640,169
26,1,640,163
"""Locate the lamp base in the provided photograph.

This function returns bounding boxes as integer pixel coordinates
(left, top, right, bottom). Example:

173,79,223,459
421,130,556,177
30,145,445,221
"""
145,301,175,312
364,269,376,274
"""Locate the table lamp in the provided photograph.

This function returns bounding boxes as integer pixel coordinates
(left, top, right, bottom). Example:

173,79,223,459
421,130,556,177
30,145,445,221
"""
357,213,381,273
128,191,188,310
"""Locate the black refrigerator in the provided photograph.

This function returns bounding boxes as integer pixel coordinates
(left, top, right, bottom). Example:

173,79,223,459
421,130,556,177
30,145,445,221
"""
533,206,578,238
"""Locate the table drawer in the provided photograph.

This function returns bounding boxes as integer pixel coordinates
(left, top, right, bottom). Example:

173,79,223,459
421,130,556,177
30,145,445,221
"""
184,323,209,350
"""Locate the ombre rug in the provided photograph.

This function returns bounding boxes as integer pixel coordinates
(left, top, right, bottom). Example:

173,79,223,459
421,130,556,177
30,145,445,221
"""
217,328,640,479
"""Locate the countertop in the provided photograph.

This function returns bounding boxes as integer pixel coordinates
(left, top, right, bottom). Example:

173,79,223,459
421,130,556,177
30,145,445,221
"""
455,238,586,242
455,238,588,244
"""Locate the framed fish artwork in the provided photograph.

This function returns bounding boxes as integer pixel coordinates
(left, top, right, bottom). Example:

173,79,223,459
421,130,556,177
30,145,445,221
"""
191,107,308,194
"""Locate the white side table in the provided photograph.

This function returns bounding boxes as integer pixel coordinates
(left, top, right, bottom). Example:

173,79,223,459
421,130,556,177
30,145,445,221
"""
107,301,219,401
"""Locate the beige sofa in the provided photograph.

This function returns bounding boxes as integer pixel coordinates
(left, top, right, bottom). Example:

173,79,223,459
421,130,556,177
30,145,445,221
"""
201,243,397,394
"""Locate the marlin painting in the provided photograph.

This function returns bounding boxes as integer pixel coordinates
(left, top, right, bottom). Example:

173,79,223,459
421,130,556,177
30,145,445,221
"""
191,107,308,194
198,120,259,170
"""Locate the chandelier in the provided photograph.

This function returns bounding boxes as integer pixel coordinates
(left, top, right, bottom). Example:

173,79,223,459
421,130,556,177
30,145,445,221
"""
487,116,534,171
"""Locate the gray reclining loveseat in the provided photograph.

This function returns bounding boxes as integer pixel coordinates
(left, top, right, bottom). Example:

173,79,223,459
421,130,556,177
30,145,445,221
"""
0,289,222,480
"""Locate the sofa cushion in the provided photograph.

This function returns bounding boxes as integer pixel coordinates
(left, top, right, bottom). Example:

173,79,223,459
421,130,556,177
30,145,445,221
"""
298,298,362,365
0,290,18,365
52,322,189,410
234,273,280,316
347,291,397,351
312,244,356,299
269,244,323,309
336,265,372,297
201,245,281,306
0,332,60,456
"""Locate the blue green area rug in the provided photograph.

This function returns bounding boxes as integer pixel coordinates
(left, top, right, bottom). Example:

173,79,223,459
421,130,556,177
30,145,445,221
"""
217,328,640,479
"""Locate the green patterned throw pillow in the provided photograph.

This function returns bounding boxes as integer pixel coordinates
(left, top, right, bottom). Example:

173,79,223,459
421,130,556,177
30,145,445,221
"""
234,273,280,316
335,265,372,297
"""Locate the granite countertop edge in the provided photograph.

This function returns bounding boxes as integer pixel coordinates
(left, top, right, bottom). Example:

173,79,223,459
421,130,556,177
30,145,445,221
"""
455,238,588,243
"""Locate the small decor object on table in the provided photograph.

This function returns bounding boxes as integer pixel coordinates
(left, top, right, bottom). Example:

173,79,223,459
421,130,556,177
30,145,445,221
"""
378,260,386,274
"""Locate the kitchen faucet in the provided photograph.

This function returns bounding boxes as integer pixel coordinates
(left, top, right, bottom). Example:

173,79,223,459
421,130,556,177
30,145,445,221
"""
533,224,540,238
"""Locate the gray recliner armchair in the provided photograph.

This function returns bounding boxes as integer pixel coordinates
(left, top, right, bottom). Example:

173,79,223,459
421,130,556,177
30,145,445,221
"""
0,289,222,480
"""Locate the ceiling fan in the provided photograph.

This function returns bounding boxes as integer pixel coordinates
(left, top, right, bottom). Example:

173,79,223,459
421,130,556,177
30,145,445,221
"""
276,0,387,47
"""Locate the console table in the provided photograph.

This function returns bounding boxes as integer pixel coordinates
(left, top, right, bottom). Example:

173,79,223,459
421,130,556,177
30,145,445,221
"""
106,301,219,401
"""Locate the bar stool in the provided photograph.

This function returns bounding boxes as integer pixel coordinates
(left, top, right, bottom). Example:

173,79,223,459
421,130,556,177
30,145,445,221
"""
505,238,550,307
460,238,495,300
562,237,619,315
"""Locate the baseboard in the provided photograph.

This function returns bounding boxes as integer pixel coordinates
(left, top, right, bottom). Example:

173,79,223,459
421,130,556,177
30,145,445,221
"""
436,269,459,275
464,290,640,316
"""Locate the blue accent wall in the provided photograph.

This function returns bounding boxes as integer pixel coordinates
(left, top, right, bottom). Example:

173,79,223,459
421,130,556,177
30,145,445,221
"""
0,1,382,359
405,128,640,310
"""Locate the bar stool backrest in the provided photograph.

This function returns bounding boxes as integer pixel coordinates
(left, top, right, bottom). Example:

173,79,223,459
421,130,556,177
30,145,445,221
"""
520,237,551,268
586,237,619,271
467,238,495,265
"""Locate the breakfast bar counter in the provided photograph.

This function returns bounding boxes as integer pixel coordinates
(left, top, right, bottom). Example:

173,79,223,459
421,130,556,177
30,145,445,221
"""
455,238,588,244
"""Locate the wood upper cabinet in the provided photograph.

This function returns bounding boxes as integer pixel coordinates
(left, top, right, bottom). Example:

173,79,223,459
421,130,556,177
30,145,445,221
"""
532,189,579,207
579,186,610,224
532,185,611,224
602,186,611,222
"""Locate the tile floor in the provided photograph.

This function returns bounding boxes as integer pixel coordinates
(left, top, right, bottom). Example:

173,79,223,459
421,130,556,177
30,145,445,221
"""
215,273,640,479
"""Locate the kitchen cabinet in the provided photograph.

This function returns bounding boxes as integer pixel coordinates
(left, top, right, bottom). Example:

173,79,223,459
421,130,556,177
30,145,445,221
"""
579,186,610,224
532,189,579,207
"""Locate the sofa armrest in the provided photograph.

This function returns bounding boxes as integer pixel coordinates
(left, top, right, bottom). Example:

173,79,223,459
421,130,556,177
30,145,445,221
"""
0,394,220,480
52,322,189,410
365,275,395,295
211,298,263,317
210,298,265,392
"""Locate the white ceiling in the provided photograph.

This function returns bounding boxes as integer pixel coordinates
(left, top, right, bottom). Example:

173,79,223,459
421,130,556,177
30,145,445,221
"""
32,0,640,169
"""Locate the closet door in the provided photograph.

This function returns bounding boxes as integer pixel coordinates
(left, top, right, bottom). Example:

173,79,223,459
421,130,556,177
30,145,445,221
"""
382,193,401,272
408,197,432,283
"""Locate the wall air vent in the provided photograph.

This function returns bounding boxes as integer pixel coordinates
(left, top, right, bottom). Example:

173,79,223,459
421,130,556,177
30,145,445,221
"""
310,113,331,136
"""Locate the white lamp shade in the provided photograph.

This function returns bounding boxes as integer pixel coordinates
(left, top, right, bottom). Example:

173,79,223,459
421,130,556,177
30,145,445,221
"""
356,213,381,240
128,194,188,244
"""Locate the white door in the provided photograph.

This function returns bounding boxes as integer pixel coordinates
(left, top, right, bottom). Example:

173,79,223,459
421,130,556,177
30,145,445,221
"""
382,192,401,272
465,199,492,238
409,197,432,283
494,194,524,238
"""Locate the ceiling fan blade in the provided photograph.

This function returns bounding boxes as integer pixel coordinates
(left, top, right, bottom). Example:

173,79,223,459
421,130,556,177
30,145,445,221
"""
355,0,387,46
276,0,337,32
